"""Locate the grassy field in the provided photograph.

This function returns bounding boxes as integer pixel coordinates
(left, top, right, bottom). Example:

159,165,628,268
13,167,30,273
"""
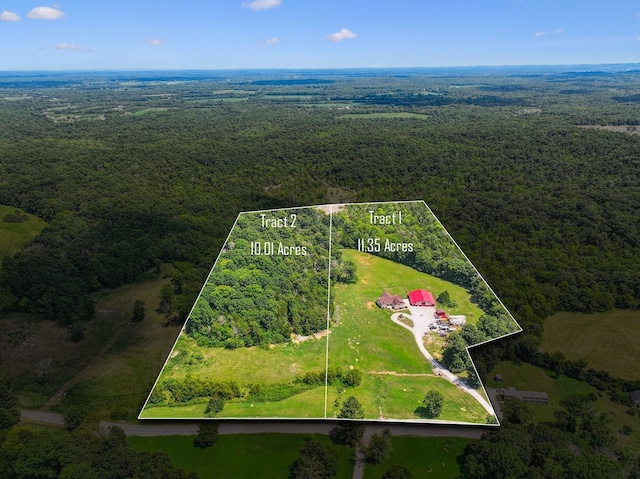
140,328,330,418
160,333,327,386
132,107,170,115
337,112,429,119
338,249,484,321
264,94,316,100
143,386,326,419
363,436,472,479
146,249,489,422
0,205,47,269
327,250,488,423
540,310,640,380
129,433,354,479
1,268,177,411
59,267,180,418
485,361,640,453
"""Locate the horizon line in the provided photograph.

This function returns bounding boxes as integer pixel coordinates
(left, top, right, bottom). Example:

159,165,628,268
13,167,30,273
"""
1,62,640,74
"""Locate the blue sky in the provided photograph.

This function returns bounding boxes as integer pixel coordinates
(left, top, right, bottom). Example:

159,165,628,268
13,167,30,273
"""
1,1,639,70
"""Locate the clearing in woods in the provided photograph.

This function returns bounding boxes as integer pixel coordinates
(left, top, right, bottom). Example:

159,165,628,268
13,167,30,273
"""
141,201,519,422
0,205,47,270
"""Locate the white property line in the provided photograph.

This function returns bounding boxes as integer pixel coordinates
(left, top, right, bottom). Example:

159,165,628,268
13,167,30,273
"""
137,213,242,419
140,200,520,424
324,205,333,418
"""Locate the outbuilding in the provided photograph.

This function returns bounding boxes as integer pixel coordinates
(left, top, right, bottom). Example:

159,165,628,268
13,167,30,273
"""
408,289,435,307
501,386,549,404
376,292,406,310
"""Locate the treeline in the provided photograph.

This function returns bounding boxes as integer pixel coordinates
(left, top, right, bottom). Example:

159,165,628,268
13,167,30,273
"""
462,393,640,479
148,377,242,405
439,318,518,387
0,426,198,479
0,383,197,479
148,367,362,408
333,203,518,332
519,344,640,408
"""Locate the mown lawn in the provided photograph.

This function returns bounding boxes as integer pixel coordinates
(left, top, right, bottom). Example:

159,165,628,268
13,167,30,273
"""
129,433,354,479
142,386,327,419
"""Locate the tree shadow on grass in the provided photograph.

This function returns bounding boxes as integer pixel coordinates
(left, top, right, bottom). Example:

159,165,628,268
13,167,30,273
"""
414,406,437,419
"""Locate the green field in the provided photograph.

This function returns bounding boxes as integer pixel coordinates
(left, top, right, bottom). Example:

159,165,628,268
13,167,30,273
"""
140,329,329,418
264,94,316,100
341,249,484,321
59,267,180,418
144,248,488,422
143,249,488,422
337,112,429,119
144,386,326,419
129,434,354,479
0,205,47,269
540,310,640,380
363,436,472,479
132,107,170,115
486,361,640,452
1,267,177,411
328,250,488,423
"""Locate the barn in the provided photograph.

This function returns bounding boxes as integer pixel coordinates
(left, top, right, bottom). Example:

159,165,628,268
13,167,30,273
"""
408,289,436,307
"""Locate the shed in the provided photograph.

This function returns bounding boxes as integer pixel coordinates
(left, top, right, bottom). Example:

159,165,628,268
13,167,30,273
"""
501,387,549,404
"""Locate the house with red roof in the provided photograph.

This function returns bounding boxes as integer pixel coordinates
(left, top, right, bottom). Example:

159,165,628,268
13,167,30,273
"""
408,289,436,307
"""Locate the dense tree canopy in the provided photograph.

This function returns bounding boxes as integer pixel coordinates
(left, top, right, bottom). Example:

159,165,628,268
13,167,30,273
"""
1,69,640,476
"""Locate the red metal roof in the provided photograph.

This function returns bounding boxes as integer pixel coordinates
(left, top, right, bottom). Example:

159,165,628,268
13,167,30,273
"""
408,289,435,306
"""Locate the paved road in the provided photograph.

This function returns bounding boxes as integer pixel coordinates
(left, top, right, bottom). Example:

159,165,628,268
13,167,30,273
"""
391,310,494,416
20,409,488,439
485,388,503,421
21,409,487,479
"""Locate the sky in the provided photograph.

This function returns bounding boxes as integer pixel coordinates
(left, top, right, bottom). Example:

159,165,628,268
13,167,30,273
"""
0,0,639,70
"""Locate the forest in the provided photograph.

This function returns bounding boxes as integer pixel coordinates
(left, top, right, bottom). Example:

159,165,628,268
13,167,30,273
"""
0,66,640,476
185,208,335,349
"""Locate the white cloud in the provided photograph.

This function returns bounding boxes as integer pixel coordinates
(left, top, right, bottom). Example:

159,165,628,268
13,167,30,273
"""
55,43,87,52
555,28,563,34
147,38,162,46
0,11,20,22
28,6,65,20
533,30,547,37
327,28,357,42
241,0,281,11
637,36,640,41
265,36,279,44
